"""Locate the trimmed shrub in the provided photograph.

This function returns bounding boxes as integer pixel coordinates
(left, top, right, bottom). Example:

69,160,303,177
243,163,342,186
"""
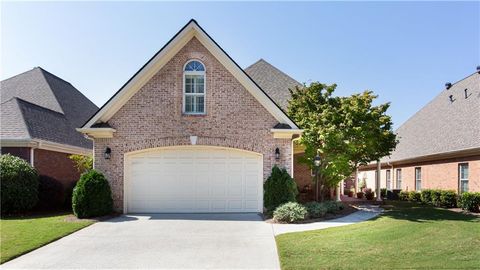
273,202,308,223
399,191,409,201
420,189,433,204
72,170,113,218
0,154,39,213
458,192,480,213
356,192,364,199
380,188,387,198
439,190,457,208
304,202,328,218
323,200,344,213
264,166,298,211
364,188,375,200
36,175,65,210
431,190,442,207
408,191,421,202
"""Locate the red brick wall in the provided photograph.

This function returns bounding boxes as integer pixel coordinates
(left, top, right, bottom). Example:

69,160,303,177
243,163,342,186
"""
1,147,31,163
359,155,480,192
294,153,312,190
34,149,81,188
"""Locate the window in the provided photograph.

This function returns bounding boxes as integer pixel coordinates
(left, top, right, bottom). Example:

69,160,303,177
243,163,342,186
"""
183,60,205,114
396,169,402,189
415,167,421,191
386,170,391,190
459,163,469,193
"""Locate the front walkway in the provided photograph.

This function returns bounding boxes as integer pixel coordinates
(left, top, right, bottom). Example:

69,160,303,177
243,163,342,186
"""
3,213,280,269
272,205,383,235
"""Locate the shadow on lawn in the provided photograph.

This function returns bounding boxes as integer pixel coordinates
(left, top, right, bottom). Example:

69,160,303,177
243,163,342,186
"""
376,201,480,223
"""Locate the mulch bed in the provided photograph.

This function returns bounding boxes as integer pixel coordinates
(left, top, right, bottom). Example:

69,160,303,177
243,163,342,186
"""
63,213,121,223
446,208,480,217
265,203,358,224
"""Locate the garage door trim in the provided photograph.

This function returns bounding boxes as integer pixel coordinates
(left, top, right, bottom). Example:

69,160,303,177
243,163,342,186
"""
123,145,263,213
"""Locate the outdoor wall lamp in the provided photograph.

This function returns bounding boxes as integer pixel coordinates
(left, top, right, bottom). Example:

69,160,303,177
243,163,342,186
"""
104,147,112,159
314,154,321,167
275,148,280,160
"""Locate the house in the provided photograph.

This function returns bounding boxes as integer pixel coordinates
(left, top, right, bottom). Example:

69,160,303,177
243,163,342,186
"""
358,70,480,193
78,19,305,213
0,67,98,190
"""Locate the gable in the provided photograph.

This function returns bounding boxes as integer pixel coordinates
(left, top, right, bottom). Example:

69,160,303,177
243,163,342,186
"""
79,20,299,136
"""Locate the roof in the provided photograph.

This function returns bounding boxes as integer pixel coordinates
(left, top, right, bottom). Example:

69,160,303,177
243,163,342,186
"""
1,67,98,149
245,59,302,111
80,19,300,131
385,71,480,163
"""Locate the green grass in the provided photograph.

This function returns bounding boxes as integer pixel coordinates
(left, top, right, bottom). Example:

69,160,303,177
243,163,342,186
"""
1,213,94,263
276,201,480,270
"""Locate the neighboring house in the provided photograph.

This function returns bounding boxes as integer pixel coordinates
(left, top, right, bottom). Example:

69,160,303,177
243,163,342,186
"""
78,20,304,213
359,70,480,193
0,67,98,190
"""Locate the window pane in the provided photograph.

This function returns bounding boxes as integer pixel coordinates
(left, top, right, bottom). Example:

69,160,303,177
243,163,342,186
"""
196,96,205,113
460,164,469,179
460,181,469,193
185,76,194,93
185,96,194,113
184,60,205,71
194,76,204,93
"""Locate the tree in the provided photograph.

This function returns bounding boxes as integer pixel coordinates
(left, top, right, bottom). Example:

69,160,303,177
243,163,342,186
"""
288,82,397,201
69,154,93,173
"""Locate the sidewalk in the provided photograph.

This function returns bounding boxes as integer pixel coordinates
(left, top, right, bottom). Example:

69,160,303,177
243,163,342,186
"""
272,205,383,236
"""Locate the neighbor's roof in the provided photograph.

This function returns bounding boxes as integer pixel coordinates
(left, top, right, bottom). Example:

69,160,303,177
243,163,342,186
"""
245,59,302,111
0,67,98,149
385,71,480,163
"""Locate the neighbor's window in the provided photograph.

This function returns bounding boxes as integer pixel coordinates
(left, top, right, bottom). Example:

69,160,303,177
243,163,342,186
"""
386,170,391,190
459,163,469,193
415,167,422,191
183,60,205,114
396,169,402,189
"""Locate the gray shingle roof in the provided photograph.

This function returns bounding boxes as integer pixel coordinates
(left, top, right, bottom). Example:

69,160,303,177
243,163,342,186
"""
245,59,302,111
1,67,98,149
386,72,480,162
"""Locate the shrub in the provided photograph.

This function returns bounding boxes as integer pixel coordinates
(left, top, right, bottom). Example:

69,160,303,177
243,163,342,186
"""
264,166,298,211
323,200,344,213
399,191,409,201
304,202,328,218
380,188,387,198
356,192,364,199
36,175,65,210
439,190,457,208
273,202,308,223
408,191,421,202
420,189,433,204
364,188,375,200
72,170,113,218
431,190,442,206
458,192,480,212
0,154,39,213
69,154,93,173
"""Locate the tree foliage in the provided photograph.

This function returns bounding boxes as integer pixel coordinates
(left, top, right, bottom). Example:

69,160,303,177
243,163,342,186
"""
288,82,397,200
69,154,93,173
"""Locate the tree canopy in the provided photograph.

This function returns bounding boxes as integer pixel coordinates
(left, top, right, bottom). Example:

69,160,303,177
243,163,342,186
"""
288,82,397,200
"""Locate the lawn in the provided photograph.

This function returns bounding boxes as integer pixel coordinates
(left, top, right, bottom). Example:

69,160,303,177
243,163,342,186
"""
276,201,480,270
1,213,94,263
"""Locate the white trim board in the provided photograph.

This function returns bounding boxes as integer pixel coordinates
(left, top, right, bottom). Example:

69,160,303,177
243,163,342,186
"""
81,20,299,131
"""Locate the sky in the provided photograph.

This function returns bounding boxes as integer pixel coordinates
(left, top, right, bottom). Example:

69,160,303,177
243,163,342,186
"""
1,1,479,129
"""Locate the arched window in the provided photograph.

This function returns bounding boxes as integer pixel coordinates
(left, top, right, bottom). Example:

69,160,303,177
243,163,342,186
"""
183,60,205,114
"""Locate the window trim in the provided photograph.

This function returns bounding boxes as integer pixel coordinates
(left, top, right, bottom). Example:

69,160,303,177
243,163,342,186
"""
458,163,469,193
415,167,421,191
396,168,402,189
183,60,206,115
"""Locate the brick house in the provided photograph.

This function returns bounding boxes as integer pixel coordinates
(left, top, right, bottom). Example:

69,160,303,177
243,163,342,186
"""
1,67,98,193
78,20,306,213
358,70,479,193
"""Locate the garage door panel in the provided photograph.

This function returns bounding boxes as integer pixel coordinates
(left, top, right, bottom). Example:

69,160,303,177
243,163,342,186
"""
127,147,262,213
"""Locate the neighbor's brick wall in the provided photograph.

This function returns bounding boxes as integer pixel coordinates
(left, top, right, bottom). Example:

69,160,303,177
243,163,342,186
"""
34,149,81,188
94,37,293,211
359,155,480,192
1,147,31,163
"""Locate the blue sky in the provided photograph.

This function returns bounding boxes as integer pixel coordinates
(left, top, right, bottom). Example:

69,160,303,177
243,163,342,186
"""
2,1,479,129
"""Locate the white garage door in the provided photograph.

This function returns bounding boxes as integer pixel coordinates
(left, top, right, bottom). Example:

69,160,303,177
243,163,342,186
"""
125,147,263,213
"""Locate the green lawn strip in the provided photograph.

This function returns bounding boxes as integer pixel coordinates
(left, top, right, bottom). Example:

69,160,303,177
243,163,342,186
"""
276,201,480,270
1,213,94,264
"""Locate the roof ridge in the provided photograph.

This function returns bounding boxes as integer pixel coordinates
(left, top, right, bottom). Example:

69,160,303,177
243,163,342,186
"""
37,67,74,86
8,97,33,139
15,96,66,116
246,58,302,86
0,67,42,84
37,68,66,115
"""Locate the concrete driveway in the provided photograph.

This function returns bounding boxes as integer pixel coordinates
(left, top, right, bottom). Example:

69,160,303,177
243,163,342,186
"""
3,214,280,269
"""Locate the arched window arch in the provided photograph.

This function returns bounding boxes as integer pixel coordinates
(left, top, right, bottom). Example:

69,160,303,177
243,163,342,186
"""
183,60,205,114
